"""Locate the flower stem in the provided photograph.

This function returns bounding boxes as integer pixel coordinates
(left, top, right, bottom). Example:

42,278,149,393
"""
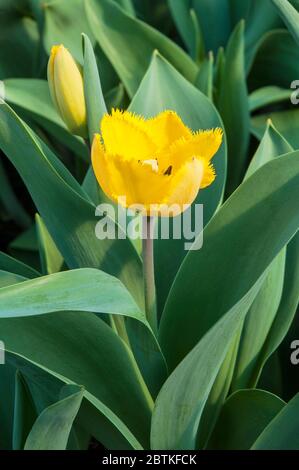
142,216,157,334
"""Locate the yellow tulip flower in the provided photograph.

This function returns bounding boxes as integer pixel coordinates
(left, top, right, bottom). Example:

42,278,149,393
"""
92,109,222,216
47,45,88,138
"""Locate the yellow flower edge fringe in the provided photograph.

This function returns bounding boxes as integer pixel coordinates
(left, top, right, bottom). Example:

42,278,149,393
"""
92,109,223,217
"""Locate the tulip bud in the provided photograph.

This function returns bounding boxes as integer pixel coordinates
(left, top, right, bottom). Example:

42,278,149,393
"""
47,45,88,138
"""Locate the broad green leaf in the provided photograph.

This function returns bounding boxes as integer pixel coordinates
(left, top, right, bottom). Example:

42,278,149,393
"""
85,0,198,98
272,0,299,45
0,158,31,228
24,385,84,450
36,214,63,275
1,312,153,448
12,371,37,450
249,86,291,112
252,393,299,449
3,79,88,161
129,52,226,315
0,102,144,307
160,151,299,371
218,21,250,194
0,268,144,322
151,283,263,450
208,389,285,450
249,30,299,90
82,33,107,142
252,109,299,150
0,251,40,279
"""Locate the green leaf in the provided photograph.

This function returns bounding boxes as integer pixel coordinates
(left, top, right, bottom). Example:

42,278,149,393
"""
256,232,299,385
2,312,152,449
218,21,250,194
151,283,263,450
252,109,299,150
169,0,231,55
114,0,136,15
36,214,63,275
12,371,38,450
252,393,299,449
129,52,226,315
0,251,40,279
0,157,31,228
246,120,293,178
85,0,198,98
244,0,282,68
82,33,107,142
272,0,299,45
0,268,144,322
195,52,214,100
160,151,299,371
167,0,195,54
208,389,285,450
249,86,291,112
6,352,142,450
3,78,88,161
24,385,84,450
105,83,127,112
0,270,27,288
43,0,118,93
249,30,299,90
231,123,293,390
0,102,144,307
0,14,39,79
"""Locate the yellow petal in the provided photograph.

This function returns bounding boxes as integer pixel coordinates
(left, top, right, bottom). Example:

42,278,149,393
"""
48,45,87,138
159,128,223,172
146,110,192,151
161,159,204,216
91,135,116,202
200,159,216,188
101,109,156,160
92,134,165,208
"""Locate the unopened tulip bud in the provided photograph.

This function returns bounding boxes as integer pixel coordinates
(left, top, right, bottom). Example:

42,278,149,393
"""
47,45,87,138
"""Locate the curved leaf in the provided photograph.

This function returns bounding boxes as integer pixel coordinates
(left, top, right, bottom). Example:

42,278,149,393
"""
24,385,84,450
208,389,285,450
160,151,299,371
85,0,198,98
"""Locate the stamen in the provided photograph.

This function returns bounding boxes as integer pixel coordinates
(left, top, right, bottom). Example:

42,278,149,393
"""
164,165,172,176
141,159,159,173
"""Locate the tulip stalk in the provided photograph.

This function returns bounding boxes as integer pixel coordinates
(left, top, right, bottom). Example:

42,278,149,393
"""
142,216,157,334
